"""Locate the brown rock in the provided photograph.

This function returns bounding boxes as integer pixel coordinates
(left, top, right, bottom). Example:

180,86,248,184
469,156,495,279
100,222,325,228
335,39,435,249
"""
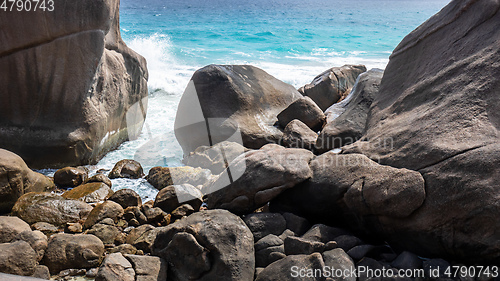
0,0,148,168
281,120,318,151
0,216,31,243
43,233,105,274
299,65,366,111
153,184,203,213
171,204,195,220
0,240,38,276
85,174,113,188
62,182,114,203
125,254,167,281
95,253,135,281
88,223,121,245
31,222,59,236
0,149,55,214
183,141,248,174
12,192,93,226
277,97,326,131
14,230,48,262
84,201,124,229
65,222,83,234
54,167,88,188
147,166,212,190
109,189,142,209
109,160,144,179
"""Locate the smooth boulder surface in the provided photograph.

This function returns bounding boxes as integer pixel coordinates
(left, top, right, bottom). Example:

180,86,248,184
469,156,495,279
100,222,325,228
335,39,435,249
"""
124,254,167,281
205,145,314,215
14,230,48,262
339,0,500,262
108,189,142,208
62,182,114,203
0,241,38,276
183,141,248,174
272,152,425,226
316,69,383,153
277,97,326,132
84,201,124,229
12,192,93,226
53,167,88,188
299,65,366,111
153,210,255,281
43,233,105,274
96,253,135,281
154,184,203,213
175,65,302,154
281,120,318,151
0,149,54,214
0,0,148,168
0,216,31,243
147,166,212,190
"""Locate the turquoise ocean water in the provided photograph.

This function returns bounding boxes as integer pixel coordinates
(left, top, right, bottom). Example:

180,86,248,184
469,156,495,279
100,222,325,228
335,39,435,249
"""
53,0,452,200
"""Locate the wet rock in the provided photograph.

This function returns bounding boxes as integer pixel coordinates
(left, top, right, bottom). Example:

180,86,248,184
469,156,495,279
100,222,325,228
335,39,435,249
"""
14,230,47,262
205,146,314,215
170,204,195,221
299,65,366,111
153,184,203,213
183,141,248,174
243,212,287,241
316,69,383,153
43,233,105,274
109,160,144,179
109,189,142,209
12,192,93,226
0,216,31,243
96,253,135,281
277,97,326,131
54,167,88,188
84,201,124,229
62,182,114,203
141,205,166,224
0,240,38,276
281,120,318,151
147,166,212,190
153,210,254,281
175,64,302,154
85,174,113,188
123,206,147,225
0,149,54,214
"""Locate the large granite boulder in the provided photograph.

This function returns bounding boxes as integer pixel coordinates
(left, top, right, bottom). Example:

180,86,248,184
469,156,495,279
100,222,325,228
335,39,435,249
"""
0,149,54,214
0,241,38,276
153,210,254,281
43,233,105,274
175,65,302,154
147,166,212,190
0,216,31,243
11,192,93,226
205,145,314,215
299,65,366,111
0,0,148,168
337,0,500,262
316,69,383,153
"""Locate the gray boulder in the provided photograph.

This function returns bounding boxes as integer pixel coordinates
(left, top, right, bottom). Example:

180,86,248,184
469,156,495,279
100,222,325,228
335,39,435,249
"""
153,210,254,281
277,97,326,131
96,253,135,281
14,230,48,262
281,120,318,151
340,0,500,262
243,212,287,241
0,149,54,214
205,146,314,215
299,65,366,111
183,141,248,175
109,160,144,179
125,254,167,281
316,69,383,153
147,166,212,190
175,65,301,154
0,0,148,168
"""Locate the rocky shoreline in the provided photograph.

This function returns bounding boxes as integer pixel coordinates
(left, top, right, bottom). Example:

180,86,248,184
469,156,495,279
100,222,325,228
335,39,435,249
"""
2,0,500,280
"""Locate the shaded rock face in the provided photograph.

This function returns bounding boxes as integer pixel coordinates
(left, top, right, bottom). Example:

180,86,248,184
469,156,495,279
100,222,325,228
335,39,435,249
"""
108,188,142,208
299,65,367,111
54,167,88,188
0,241,38,276
281,120,318,151
154,184,203,213
0,149,54,214
183,141,248,175
338,0,500,262
12,192,93,226
277,97,326,132
205,145,314,215
44,233,105,274
0,0,148,169
271,152,425,229
153,210,255,281
316,69,383,154
175,65,302,154
109,160,144,179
